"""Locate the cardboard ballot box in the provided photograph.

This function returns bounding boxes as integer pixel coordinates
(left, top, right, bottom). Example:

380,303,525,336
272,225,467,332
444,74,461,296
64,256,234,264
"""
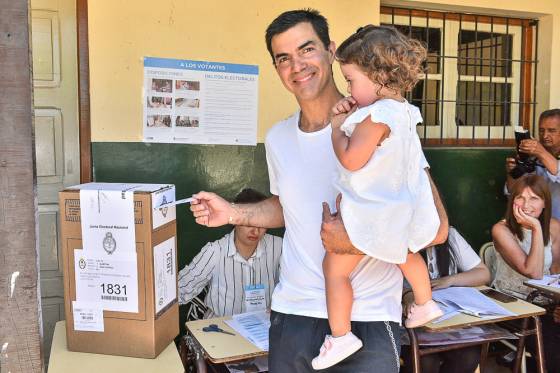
59,183,179,358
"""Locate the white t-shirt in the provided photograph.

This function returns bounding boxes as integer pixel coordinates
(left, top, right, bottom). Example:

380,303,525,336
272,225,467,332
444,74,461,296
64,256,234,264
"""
265,111,403,323
336,99,439,263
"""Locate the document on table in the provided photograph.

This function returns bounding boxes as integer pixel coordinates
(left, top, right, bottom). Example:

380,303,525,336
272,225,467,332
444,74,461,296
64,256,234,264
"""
224,311,270,351
526,274,560,288
432,287,515,323
401,323,517,346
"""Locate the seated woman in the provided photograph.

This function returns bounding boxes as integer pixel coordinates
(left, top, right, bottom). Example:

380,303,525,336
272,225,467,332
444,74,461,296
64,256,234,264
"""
178,188,282,318
401,226,491,373
492,174,560,372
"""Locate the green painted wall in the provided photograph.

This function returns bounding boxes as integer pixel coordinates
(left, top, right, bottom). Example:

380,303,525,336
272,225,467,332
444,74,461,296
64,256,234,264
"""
93,142,514,333
92,143,514,258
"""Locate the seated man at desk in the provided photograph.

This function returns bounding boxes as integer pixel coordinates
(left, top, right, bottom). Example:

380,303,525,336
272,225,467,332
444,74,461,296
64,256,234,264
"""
178,188,283,318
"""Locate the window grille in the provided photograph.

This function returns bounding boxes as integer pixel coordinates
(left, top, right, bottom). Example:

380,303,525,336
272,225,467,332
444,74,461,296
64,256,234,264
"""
381,7,538,146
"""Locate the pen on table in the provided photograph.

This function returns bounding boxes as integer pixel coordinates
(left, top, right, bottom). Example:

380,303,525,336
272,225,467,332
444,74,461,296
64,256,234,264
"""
459,309,483,318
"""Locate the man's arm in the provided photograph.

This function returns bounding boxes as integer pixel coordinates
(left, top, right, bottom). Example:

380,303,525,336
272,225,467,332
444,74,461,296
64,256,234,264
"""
178,242,216,305
520,138,559,175
190,191,284,228
426,170,449,246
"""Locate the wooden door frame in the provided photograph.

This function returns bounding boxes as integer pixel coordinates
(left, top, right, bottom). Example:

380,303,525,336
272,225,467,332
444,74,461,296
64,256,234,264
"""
77,0,92,183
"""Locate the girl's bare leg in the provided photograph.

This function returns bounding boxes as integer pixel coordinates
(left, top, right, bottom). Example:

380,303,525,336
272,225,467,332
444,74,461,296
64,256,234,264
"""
398,252,431,305
323,252,364,336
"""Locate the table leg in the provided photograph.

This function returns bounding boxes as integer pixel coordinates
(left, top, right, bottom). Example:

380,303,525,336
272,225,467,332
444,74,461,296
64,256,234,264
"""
185,333,208,373
406,328,421,373
479,342,489,373
513,318,528,373
532,316,546,373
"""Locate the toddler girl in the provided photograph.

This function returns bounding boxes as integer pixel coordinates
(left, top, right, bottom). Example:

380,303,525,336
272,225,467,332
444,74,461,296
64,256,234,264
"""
312,25,443,370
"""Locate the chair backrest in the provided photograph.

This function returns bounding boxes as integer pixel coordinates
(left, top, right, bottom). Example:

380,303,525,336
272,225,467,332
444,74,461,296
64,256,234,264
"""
479,241,497,284
184,287,209,321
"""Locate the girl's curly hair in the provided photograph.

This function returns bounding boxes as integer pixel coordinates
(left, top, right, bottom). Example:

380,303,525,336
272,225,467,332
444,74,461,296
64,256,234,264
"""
336,25,427,93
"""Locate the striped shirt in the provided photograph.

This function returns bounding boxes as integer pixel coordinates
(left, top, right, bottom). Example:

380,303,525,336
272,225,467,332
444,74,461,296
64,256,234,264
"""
178,231,282,317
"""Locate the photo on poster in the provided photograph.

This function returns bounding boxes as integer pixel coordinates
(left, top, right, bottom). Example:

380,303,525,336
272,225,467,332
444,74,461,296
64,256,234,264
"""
175,80,200,91
147,96,173,109
176,116,199,128
147,115,171,128
175,97,200,108
151,78,173,93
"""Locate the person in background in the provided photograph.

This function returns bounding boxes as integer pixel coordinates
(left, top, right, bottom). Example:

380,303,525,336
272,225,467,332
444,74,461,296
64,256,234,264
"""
400,227,491,373
492,174,560,372
505,109,560,218
178,188,282,317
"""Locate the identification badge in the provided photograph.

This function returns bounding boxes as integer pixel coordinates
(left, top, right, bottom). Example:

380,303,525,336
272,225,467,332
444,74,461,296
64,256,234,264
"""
244,284,266,312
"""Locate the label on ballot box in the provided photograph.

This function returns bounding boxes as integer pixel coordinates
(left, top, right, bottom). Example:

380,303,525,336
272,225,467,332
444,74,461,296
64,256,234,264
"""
74,249,139,313
153,236,177,314
72,301,105,332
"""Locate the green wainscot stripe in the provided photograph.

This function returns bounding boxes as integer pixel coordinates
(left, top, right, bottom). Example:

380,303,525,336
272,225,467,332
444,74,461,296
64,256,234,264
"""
93,142,514,262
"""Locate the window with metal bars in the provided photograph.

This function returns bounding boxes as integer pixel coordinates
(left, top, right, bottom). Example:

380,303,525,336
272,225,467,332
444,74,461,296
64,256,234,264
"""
381,7,538,146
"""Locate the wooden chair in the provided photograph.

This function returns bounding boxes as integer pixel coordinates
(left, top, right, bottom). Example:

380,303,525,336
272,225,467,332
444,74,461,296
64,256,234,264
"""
479,242,532,373
479,241,497,284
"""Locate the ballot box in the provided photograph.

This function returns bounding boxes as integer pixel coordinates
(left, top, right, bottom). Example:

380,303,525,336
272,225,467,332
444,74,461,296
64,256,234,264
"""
59,183,179,358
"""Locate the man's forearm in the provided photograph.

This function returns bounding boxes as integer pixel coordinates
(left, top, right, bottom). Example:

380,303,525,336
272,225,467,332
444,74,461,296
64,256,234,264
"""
427,170,449,245
537,150,559,176
231,195,285,228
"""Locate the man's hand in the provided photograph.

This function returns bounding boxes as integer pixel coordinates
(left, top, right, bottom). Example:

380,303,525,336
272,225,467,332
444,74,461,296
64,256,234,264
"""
519,139,547,158
320,194,363,255
430,276,454,290
505,157,516,174
190,191,233,227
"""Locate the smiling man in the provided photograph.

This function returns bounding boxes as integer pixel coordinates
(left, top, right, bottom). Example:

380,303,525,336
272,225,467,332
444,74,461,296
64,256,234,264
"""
189,9,448,372
506,109,560,218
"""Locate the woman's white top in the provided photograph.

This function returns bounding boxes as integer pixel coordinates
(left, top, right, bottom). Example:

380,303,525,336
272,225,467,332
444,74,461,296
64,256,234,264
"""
493,227,553,299
335,99,439,263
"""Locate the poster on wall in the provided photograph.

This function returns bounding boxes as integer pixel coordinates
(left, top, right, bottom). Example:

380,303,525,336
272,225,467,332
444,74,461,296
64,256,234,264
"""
143,57,258,145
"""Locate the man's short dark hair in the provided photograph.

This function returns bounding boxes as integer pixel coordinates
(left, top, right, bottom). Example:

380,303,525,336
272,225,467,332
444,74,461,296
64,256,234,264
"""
265,9,331,65
539,108,560,124
233,188,267,204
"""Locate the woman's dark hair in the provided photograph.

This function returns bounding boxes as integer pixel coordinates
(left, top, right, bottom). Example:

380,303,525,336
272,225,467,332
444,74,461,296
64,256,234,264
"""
265,9,331,65
233,188,267,204
420,231,458,277
505,174,551,245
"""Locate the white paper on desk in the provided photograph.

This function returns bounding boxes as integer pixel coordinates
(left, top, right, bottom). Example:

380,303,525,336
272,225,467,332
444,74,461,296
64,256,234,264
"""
527,274,560,288
80,189,136,255
433,287,516,318
224,311,270,351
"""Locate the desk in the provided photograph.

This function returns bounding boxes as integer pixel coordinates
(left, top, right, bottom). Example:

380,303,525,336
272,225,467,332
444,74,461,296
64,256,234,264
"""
184,317,267,372
407,287,546,373
524,280,560,302
48,321,183,373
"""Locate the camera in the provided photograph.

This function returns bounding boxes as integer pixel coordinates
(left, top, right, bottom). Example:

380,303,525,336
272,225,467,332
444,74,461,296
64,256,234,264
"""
510,126,537,179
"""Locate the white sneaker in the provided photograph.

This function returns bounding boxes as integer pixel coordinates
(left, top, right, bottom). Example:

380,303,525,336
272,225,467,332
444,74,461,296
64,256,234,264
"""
311,332,363,370
405,299,444,328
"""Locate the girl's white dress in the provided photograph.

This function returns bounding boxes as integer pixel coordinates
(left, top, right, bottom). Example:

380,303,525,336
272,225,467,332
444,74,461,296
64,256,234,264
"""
335,99,439,264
